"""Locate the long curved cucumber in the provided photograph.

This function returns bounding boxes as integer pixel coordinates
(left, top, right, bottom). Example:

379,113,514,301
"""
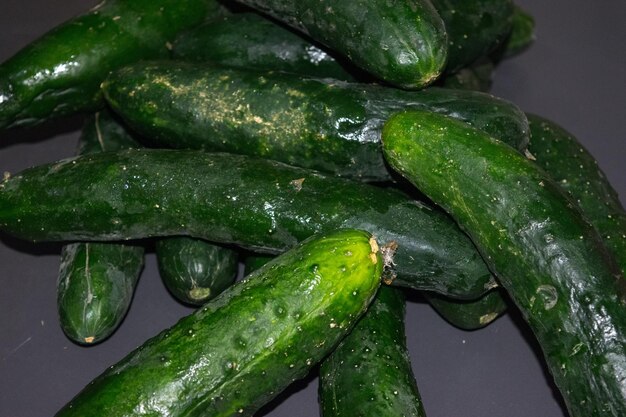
527,113,626,277
431,0,514,72
55,229,383,416
0,149,495,300
232,0,448,89
172,13,356,81
56,110,144,345
382,109,626,417
102,61,529,181
319,285,426,416
0,0,220,130
155,237,238,306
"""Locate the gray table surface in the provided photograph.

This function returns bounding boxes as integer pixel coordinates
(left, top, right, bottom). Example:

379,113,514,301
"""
0,1,624,416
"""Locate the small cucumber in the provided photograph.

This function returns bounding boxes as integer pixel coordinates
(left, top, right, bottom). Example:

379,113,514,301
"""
55,229,383,417
431,0,514,72
172,13,356,81
527,113,626,277
494,5,536,60
0,0,221,130
155,237,238,305
441,59,494,92
56,110,144,345
382,109,626,417
102,61,529,181
0,149,495,300
319,285,426,416
244,254,273,275
232,0,448,88
426,289,508,330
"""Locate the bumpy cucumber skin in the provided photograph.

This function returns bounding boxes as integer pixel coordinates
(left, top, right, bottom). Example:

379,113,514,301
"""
156,237,238,305
426,289,508,330
431,0,514,72
0,149,494,299
172,13,356,81
56,229,382,417
233,0,448,89
57,242,143,344
382,110,626,417
102,61,529,181
319,285,426,417
56,110,144,345
527,113,626,278
0,0,220,130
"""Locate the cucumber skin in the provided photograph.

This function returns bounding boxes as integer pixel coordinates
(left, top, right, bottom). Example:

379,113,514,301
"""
156,237,238,305
102,61,529,181
0,0,220,130
527,113,626,277
56,229,382,417
56,110,144,345
319,285,426,417
441,59,494,92
431,0,514,72
498,5,536,59
0,149,494,300
172,13,356,82
382,110,626,417
426,288,508,330
234,0,447,89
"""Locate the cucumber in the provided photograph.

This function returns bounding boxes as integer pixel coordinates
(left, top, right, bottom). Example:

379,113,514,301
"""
102,61,529,181
430,0,514,72
55,229,383,416
0,149,495,300
441,59,494,92
0,0,220,130
155,237,238,305
495,4,536,60
244,254,273,275
319,285,426,416
527,113,626,277
382,109,626,417
56,110,144,345
426,289,508,330
172,13,356,81
231,0,448,88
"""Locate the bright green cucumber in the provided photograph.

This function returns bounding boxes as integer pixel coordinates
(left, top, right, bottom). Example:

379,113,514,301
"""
231,0,448,88
319,285,426,416
172,13,356,81
382,109,626,417
0,0,221,130
55,229,382,416
155,237,238,305
102,61,529,181
56,110,144,345
431,0,514,72
527,113,626,277
426,288,508,330
0,149,495,300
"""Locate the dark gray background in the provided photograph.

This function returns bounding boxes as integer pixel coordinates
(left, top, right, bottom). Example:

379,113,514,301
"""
0,1,624,416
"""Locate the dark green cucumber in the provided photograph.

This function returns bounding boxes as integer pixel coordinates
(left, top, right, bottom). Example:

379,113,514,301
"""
172,13,356,81
441,59,494,92
55,229,383,416
0,149,496,300
0,0,220,130
56,109,144,345
155,237,238,305
230,0,448,88
495,4,536,60
319,285,426,416
426,288,508,330
382,109,626,417
527,113,626,277
102,61,529,181
430,0,514,72
244,254,273,275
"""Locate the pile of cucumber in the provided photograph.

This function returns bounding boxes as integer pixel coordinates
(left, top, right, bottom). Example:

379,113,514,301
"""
0,0,624,416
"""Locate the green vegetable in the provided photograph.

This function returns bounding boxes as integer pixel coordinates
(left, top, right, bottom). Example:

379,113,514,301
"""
244,254,273,275
382,109,626,417
0,149,495,300
156,237,238,305
319,285,426,416
527,113,626,277
227,0,448,88
102,61,529,181
0,0,220,130
55,229,383,416
441,59,494,92
426,289,508,330
57,110,144,345
172,13,356,81
495,5,536,60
